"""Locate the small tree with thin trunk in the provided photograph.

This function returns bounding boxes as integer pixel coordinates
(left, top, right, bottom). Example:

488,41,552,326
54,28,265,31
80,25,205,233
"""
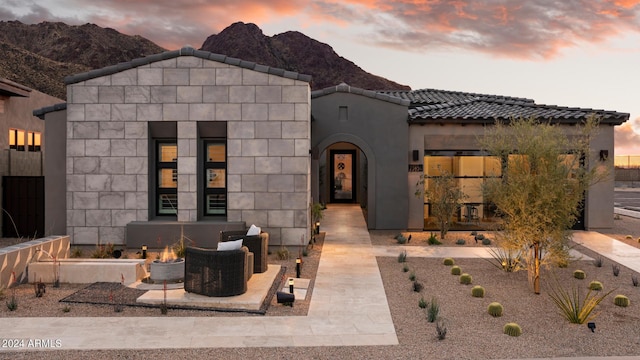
479,116,606,294
416,166,466,240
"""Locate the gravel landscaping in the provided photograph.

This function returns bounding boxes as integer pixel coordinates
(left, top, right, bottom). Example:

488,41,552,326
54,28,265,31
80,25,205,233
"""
3,216,640,359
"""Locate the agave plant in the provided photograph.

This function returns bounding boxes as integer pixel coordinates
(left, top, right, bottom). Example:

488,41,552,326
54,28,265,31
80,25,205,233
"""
547,277,613,324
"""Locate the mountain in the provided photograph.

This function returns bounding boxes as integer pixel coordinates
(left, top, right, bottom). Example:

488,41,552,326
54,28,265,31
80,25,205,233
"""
0,21,166,99
201,22,410,91
0,21,409,100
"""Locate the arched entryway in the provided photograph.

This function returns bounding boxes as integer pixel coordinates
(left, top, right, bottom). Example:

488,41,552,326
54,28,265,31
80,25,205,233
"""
312,135,377,228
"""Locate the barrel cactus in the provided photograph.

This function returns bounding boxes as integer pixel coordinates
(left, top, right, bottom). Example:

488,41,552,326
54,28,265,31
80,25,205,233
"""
451,265,462,275
589,281,603,291
573,270,586,280
471,285,485,298
443,258,455,266
459,273,472,285
503,323,522,337
614,295,630,307
487,302,503,317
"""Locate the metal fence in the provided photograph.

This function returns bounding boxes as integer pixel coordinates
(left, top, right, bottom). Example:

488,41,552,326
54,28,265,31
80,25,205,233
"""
615,155,640,169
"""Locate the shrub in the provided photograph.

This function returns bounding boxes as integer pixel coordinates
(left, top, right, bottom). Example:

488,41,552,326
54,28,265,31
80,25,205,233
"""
413,281,424,292
397,250,407,263
614,295,630,307
471,231,478,236
503,323,522,337
402,263,409,272
70,247,83,258
443,258,455,266
428,233,442,245
471,285,485,298
487,247,523,273
612,264,620,277
548,280,613,324
633,275,639,287
487,302,503,317
426,297,440,322
459,273,472,285
436,319,447,340
396,235,407,244
418,296,427,309
456,238,466,245
573,270,586,280
593,257,603,267
482,238,492,246
451,266,462,275
6,294,17,311
589,281,603,291
474,234,485,243
277,247,290,260
409,271,416,281
91,242,114,259
62,305,71,313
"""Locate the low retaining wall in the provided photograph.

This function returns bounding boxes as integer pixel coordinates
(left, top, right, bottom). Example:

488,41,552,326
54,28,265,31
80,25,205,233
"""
28,259,148,285
0,235,70,288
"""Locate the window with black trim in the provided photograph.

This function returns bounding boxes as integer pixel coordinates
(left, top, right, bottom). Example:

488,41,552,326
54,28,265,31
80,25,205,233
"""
203,140,226,216
157,141,177,215
9,129,25,151
28,131,41,152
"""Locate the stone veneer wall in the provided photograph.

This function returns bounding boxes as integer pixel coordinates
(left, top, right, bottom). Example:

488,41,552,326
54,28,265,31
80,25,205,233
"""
66,55,311,246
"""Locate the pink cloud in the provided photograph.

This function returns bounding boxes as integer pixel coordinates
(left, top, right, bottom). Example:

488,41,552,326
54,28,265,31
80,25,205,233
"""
615,117,640,155
312,0,640,59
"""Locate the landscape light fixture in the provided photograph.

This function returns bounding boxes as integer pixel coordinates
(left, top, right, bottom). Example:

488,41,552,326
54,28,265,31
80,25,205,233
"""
289,278,294,294
296,258,302,278
142,245,147,259
588,322,596,333
315,222,320,234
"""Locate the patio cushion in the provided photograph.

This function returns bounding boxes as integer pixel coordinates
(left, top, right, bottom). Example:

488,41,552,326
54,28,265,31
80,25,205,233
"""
217,238,242,251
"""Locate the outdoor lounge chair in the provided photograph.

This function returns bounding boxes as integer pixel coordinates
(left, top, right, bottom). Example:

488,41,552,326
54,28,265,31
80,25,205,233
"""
184,246,250,297
220,230,269,273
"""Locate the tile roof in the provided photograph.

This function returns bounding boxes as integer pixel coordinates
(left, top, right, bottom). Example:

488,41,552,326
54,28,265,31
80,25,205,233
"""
312,83,410,106
379,88,628,125
33,102,67,119
0,77,32,97
64,46,312,85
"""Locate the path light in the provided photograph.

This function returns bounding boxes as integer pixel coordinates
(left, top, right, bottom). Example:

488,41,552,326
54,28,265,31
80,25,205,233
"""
315,222,320,234
588,322,596,332
296,258,301,278
289,278,294,293
142,245,147,259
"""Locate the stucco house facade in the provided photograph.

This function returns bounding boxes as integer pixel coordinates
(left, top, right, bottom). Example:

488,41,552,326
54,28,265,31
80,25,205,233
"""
35,47,629,248
0,78,62,237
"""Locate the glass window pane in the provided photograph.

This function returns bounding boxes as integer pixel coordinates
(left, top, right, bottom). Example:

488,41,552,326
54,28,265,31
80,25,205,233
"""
206,194,226,215
159,169,177,188
160,143,177,162
207,144,225,162
28,132,33,146
17,130,25,150
9,129,15,147
158,194,177,214
207,169,225,188
34,132,41,146
484,156,501,176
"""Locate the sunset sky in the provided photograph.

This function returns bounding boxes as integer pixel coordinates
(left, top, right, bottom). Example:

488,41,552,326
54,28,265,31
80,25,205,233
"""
2,0,640,155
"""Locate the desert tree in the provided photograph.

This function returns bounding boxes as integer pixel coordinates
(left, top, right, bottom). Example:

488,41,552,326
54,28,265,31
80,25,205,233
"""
479,116,607,294
416,166,466,240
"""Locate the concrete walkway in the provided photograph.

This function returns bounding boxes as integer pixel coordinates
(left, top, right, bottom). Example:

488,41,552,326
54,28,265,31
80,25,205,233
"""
3,205,640,355
0,204,398,351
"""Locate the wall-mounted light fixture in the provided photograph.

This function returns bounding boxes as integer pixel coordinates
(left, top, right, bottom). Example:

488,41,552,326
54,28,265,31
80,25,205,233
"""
599,150,608,162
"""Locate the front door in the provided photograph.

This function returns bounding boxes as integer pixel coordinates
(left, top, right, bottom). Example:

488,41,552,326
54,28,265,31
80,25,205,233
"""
330,150,356,203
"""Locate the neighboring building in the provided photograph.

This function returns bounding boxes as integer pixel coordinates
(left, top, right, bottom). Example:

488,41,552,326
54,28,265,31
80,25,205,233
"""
35,48,629,248
0,78,62,237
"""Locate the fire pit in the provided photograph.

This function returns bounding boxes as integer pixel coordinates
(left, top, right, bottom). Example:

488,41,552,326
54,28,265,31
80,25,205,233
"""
149,246,185,283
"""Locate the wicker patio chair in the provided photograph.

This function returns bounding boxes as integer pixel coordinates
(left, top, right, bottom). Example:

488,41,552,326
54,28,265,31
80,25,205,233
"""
220,230,269,273
184,246,249,297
